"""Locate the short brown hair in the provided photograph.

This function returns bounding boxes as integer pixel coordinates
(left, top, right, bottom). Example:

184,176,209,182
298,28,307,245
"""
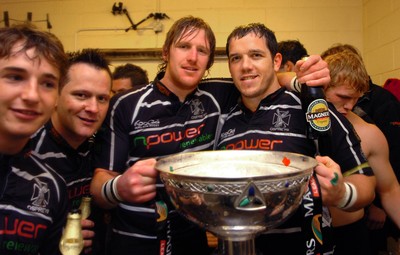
0,23,68,90
61,49,112,92
226,23,278,60
325,50,369,94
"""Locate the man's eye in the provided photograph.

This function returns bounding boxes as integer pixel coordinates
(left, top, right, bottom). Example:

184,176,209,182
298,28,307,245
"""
98,96,109,103
75,93,88,99
42,81,57,89
5,74,23,82
198,47,209,55
230,56,240,62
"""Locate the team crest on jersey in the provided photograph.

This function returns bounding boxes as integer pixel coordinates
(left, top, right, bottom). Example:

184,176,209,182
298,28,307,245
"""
190,99,206,119
27,180,50,214
271,109,291,131
31,181,50,207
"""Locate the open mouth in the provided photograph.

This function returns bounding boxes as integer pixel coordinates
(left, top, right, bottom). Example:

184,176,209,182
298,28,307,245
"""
79,116,96,124
241,75,257,81
183,66,198,72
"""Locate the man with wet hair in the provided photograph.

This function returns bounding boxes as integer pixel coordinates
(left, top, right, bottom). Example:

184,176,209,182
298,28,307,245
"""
218,23,375,254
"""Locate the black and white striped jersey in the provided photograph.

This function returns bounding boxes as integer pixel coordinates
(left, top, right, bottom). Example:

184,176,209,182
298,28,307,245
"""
216,87,373,254
217,88,372,175
94,72,239,253
0,144,68,255
31,122,93,210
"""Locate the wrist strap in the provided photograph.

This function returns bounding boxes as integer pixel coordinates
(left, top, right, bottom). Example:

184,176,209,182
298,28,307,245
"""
101,175,123,205
290,76,302,92
337,182,357,210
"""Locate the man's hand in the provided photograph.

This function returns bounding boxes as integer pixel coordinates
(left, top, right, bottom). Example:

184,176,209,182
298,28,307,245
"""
81,219,95,253
116,158,158,204
314,156,346,207
295,55,330,87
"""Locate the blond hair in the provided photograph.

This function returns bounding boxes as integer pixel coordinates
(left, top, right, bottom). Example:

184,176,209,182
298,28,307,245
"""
325,50,369,94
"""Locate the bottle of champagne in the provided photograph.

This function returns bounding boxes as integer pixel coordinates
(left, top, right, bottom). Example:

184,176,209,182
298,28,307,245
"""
59,209,84,255
300,84,332,156
79,196,91,220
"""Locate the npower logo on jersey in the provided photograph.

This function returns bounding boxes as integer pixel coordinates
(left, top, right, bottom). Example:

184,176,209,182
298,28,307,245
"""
133,123,207,150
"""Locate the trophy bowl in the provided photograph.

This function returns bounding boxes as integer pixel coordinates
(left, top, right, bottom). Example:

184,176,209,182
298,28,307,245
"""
156,150,316,255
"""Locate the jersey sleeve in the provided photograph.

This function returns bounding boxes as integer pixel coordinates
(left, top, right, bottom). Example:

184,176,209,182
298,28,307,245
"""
94,96,132,172
329,105,373,177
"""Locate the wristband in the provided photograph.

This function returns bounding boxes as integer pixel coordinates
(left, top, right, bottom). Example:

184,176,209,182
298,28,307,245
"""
337,182,357,210
101,175,123,205
290,76,302,92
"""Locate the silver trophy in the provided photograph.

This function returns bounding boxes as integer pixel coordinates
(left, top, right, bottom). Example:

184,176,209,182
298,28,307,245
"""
156,150,316,255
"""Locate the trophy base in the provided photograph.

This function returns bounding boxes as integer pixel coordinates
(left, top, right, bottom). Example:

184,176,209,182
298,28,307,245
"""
209,239,264,255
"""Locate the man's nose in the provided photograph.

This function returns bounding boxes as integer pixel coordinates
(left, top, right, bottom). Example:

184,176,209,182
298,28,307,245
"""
187,47,198,62
85,98,99,113
21,80,40,103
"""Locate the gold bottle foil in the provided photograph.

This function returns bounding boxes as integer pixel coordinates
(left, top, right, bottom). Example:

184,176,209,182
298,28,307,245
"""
79,196,91,220
59,210,84,255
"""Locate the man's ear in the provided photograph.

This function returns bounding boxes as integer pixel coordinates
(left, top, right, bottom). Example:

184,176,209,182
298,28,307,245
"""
274,53,283,72
162,47,168,62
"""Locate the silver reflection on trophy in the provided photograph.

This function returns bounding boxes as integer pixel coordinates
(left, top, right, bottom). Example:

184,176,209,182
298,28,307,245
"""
156,150,316,255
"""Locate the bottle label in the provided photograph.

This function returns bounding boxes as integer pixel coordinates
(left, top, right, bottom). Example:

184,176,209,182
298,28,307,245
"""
305,99,331,132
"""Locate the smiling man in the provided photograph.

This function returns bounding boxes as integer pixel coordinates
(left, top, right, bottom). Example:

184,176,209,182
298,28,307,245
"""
0,25,66,155
217,23,376,255
29,49,112,254
0,24,70,255
90,16,232,255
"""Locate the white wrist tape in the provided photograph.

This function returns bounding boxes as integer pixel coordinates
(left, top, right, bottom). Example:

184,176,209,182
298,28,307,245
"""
290,76,302,92
337,182,357,210
101,175,123,205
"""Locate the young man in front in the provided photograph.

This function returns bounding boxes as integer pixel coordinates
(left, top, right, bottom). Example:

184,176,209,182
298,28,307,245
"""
0,24,69,254
217,23,376,254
